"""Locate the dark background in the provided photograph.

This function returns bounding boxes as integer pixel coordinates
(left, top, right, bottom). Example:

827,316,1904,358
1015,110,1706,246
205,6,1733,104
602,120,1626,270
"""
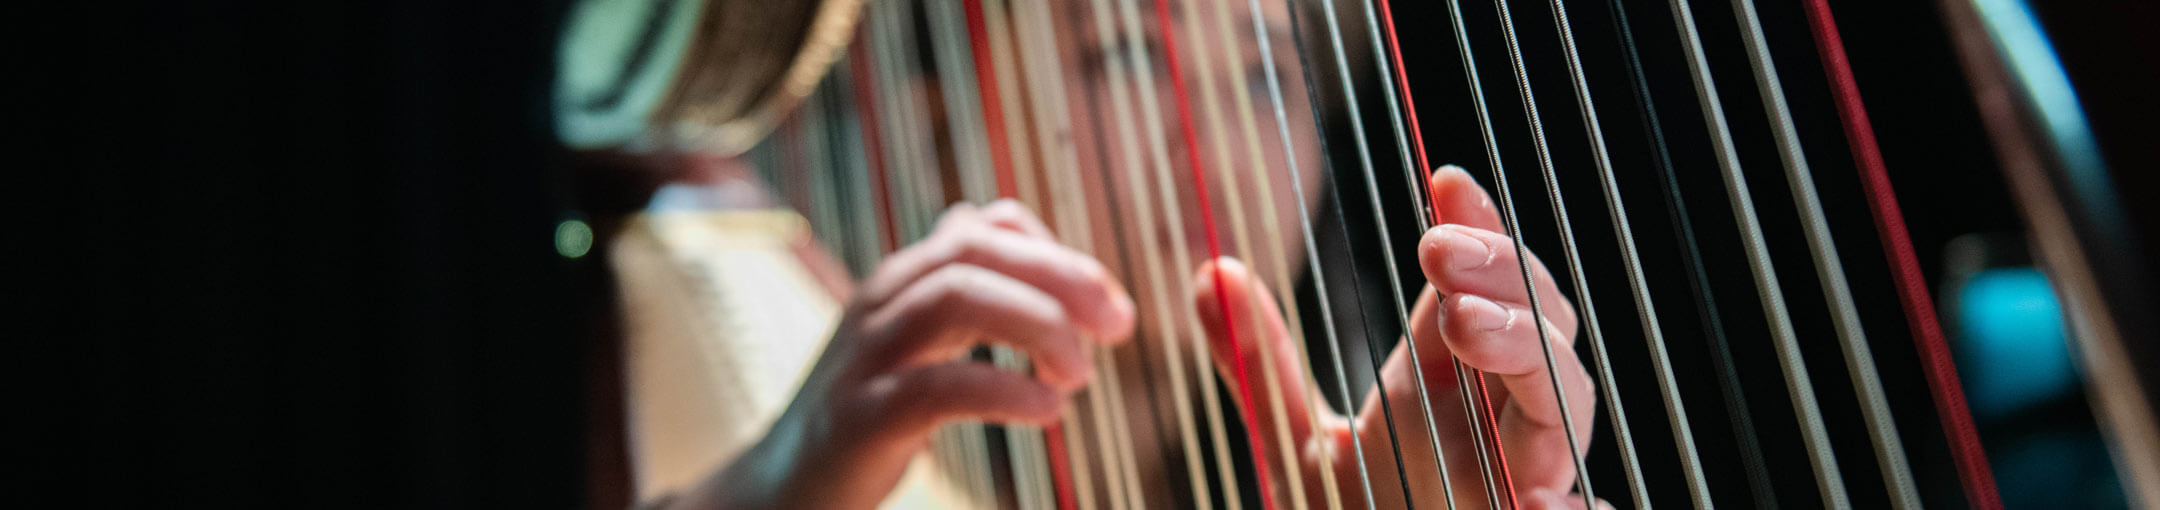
28,0,2153,507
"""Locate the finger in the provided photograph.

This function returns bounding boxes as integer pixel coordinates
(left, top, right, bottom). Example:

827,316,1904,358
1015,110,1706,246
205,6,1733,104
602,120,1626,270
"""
1427,164,1502,231
976,198,1057,240
1191,257,1320,448
1502,380,1600,500
863,222,1136,341
1436,292,1578,379
1440,289,1595,427
865,264,1095,390
1419,223,1577,329
1434,290,1597,494
1519,488,1612,510
864,360,1064,438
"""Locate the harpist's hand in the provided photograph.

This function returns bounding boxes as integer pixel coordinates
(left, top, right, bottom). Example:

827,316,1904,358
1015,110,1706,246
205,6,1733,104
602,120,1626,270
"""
1194,166,1607,510
678,200,1135,510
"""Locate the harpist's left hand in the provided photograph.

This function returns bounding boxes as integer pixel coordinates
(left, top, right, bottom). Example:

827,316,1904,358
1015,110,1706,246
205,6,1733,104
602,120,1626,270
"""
671,200,1135,510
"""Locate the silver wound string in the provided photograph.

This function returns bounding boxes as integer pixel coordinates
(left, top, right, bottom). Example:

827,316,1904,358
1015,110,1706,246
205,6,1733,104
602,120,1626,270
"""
1660,0,1849,503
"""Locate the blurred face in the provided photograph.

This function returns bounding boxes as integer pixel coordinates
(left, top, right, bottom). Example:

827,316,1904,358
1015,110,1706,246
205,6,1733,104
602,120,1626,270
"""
883,0,1326,340
1047,0,1328,341
857,1,1335,503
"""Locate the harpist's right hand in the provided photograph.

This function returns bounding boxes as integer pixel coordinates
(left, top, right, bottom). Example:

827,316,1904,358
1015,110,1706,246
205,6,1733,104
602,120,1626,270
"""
672,199,1136,510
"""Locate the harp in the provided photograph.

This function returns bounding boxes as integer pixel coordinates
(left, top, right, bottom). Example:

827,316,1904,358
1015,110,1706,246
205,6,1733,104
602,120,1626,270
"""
619,0,2157,506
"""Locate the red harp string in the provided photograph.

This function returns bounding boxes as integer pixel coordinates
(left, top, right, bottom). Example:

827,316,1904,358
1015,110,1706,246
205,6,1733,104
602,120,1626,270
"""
1797,1,2001,507
1150,0,1280,508
1376,0,1521,505
960,1,1078,508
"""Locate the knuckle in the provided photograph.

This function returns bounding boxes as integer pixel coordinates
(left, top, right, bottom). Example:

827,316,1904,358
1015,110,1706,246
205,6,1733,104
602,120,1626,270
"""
929,265,991,312
984,198,1028,218
950,228,994,263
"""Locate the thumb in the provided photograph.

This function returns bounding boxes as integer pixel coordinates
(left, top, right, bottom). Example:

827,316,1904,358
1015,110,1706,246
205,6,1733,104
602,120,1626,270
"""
1192,256,1319,448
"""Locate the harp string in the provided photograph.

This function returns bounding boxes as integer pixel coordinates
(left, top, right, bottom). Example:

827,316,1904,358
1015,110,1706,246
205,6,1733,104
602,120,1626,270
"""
1060,4,1201,506
847,36,900,254
1215,12,1347,504
850,10,969,503
1525,0,1720,504
1178,0,1320,507
1723,0,1920,506
1433,0,1614,505
1659,0,1850,504
1020,0,1157,505
977,1,1087,505
1148,0,1286,506
1362,0,1590,507
1082,0,1227,506
1112,0,1255,506
1480,0,1648,504
1237,0,1387,506
1795,0,2003,504
989,2,1108,507
894,1,1016,503
1299,0,1470,507
753,1,1992,508
929,0,1064,507
1191,10,1346,508
1271,0,1432,506
1597,0,1780,503
1003,3,1133,509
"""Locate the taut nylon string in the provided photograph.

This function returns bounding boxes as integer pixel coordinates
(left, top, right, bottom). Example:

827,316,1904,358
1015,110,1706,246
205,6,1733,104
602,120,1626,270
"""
1300,0,1468,507
1503,0,1721,503
1179,0,1320,506
1083,0,1227,507
1239,0,1388,506
1660,0,1849,503
1114,0,1255,506
1797,0,2002,504
1482,0,1640,505
1597,0,1779,503
1725,0,1919,506
1019,0,1155,504
1270,0,1442,505
1149,0,1283,506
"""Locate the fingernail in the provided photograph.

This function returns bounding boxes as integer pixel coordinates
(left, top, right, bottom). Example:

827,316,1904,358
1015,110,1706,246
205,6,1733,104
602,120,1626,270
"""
1102,266,1136,315
1456,294,1511,332
1433,164,1467,177
1433,225,1493,271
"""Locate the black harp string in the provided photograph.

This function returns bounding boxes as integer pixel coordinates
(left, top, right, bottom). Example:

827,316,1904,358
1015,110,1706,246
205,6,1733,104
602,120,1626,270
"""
1436,0,1604,505
1480,0,1651,505
1299,0,1468,507
1239,0,1386,507
1528,0,1722,505
1723,0,1920,505
1658,0,1849,504
1599,0,1779,503
1275,0,1446,507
